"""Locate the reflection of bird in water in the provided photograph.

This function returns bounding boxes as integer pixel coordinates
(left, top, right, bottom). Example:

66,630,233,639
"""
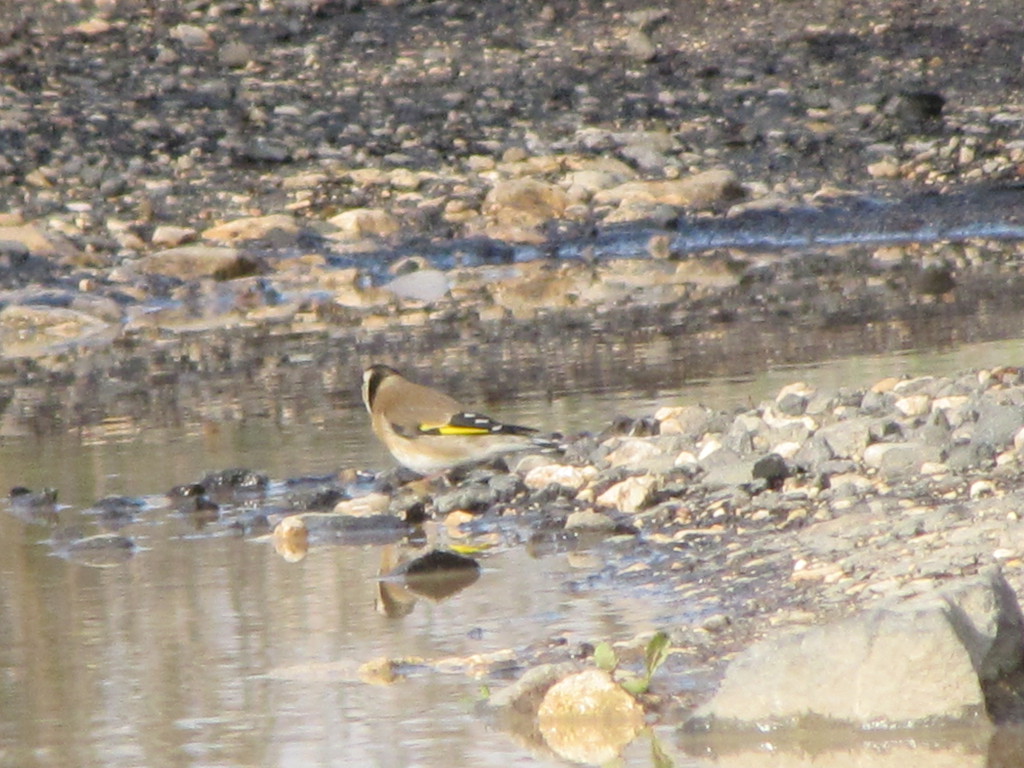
362,364,557,474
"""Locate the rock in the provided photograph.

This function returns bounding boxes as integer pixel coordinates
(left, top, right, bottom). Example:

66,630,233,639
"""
56,532,135,567
656,405,713,438
218,41,254,68
483,178,569,227
775,382,815,415
622,29,656,62
0,223,79,260
752,453,789,489
384,269,450,302
150,225,197,247
202,214,300,244
200,468,269,492
895,394,932,417
488,662,579,717
432,483,498,515
537,669,645,764
592,169,744,210
974,402,1024,451
1014,426,1024,453
689,568,1024,729
868,158,901,178
88,495,146,523
562,169,630,201
699,447,753,487
523,464,588,492
565,509,617,532
327,208,401,239
169,23,214,50
0,304,112,356
816,417,873,460
602,438,673,472
595,474,660,513
725,413,764,454
886,90,945,123
332,492,390,517
863,441,942,476
286,511,408,544
235,138,292,163
134,245,263,280
70,17,113,36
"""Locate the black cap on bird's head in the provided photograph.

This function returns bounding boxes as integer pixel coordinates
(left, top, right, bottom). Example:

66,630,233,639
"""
362,364,400,413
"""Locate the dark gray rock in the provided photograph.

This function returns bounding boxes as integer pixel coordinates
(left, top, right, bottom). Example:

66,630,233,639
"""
775,391,809,416
816,417,872,460
433,482,500,515
752,453,789,490
793,434,834,470
700,448,753,487
860,389,895,415
973,402,1024,451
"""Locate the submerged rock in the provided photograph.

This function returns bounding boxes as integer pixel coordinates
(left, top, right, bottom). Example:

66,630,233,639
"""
7,486,59,525
53,531,136,567
200,468,270,493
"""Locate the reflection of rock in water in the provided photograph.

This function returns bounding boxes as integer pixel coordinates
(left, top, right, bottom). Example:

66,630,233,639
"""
50,527,136,568
375,579,417,618
272,515,309,562
375,543,416,618
9,235,1024,443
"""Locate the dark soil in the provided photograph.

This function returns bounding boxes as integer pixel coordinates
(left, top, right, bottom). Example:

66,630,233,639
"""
1,0,1022,231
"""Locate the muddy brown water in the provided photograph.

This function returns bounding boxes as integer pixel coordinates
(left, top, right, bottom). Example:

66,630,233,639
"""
3,334,1024,767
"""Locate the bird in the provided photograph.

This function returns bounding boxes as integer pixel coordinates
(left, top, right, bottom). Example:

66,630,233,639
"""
361,363,552,474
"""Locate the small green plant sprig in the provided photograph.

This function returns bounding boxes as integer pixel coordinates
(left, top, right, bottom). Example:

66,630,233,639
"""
593,631,671,695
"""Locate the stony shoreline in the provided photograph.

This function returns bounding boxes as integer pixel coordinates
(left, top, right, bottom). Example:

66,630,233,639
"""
15,363,1024,741
3,0,1024,390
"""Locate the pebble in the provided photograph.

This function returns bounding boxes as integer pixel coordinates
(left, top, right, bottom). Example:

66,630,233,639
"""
328,208,401,239
169,24,214,51
523,464,588,492
151,225,197,248
202,215,300,244
594,474,660,513
564,509,617,532
384,269,450,303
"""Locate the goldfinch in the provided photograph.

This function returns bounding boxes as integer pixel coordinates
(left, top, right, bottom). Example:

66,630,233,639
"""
362,364,549,474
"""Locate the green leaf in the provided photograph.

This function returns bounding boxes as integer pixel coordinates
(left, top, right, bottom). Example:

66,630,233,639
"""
620,676,649,695
593,641,618,671
644,631,671,679
651,732,674,768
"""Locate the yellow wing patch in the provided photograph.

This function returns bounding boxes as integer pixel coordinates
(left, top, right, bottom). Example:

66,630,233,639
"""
420,423,491,436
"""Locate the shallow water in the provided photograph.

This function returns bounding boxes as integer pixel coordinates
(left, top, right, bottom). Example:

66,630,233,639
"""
2,337,1024,768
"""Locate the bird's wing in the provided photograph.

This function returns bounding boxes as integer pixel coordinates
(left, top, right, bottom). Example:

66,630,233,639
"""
419,412,538,437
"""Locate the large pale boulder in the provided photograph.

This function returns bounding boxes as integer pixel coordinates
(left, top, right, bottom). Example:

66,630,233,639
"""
689,567,1024,729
